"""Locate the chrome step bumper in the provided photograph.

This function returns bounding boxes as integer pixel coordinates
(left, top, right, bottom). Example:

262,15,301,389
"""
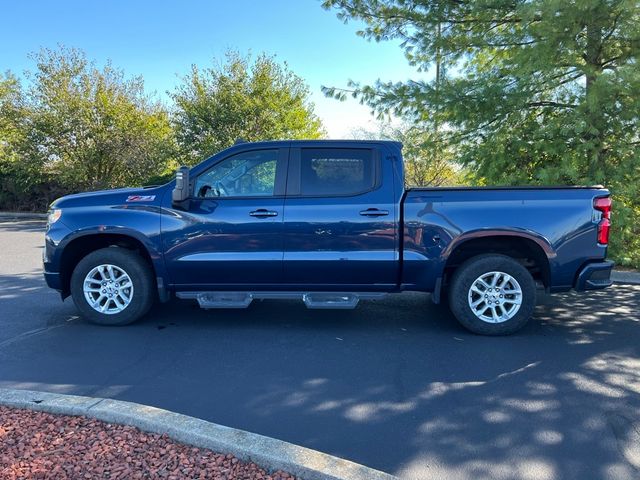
175,291,388,309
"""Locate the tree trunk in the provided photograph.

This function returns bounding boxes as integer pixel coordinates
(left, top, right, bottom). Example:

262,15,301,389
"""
584,21,604,181
434,21,442,166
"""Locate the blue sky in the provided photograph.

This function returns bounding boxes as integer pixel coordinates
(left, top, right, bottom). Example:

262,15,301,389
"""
1,0,426,138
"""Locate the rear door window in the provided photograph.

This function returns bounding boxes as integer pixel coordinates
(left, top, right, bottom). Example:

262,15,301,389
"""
298,148,376,196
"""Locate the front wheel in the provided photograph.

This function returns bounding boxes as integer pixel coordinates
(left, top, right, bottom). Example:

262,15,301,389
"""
70,248,155,326
448,254,536,335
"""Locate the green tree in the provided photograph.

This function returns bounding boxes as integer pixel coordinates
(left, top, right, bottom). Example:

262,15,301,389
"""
352,121,465,186
27,47,176,192
0,72,43,210
323,0,640,267
172,51,325,164
0,73,26,162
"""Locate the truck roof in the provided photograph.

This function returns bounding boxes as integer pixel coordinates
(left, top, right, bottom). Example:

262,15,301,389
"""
231,139,403,149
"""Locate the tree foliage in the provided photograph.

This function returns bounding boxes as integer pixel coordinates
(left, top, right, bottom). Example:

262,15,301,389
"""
0,73,26,163
352,121,466,186
0,48,324,211
172,51,325,164
0,48,177,210
0,72,44,210
27,47,176,191
323,0,640,267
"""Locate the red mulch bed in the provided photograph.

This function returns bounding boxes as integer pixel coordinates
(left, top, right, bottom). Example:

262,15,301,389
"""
0,406,298,479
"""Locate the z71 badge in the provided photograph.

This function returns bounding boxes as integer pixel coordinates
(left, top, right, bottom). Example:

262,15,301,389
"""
126,195,156,202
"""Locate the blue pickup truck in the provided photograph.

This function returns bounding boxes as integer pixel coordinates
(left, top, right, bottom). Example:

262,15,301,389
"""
43,140,613,335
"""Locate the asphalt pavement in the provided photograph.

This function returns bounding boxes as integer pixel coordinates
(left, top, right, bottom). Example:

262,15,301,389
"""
1,219,639,480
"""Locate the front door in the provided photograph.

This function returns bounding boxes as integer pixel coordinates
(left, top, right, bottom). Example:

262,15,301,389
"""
163,148,288,287
282,145,399,289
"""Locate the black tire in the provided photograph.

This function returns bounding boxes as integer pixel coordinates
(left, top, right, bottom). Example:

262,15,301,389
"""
448,254,536,335
70,247,155,326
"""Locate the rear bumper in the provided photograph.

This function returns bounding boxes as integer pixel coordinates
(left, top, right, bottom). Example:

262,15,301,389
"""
574,260,614,291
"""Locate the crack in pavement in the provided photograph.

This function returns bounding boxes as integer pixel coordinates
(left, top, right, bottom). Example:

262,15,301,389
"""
0,319,77,349
86,398,106,410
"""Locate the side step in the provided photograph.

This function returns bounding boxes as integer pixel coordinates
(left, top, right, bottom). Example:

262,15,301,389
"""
175,292,387,310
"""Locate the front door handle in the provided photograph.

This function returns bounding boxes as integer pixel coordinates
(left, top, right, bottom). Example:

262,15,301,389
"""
359,208,389,217
249,209,278,218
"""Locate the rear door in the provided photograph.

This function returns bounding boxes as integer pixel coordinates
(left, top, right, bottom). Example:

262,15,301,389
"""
163,147,288,287
282,145,399,289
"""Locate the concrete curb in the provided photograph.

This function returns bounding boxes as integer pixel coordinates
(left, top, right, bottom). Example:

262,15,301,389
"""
0,211,47,220
0,388,397,480
612,270,640,285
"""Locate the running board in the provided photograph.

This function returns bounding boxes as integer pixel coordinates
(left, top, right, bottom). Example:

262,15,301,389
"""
175,291,388,310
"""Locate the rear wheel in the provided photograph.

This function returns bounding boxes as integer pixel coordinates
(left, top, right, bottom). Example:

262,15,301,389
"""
448,254,536,335
70,248,155,326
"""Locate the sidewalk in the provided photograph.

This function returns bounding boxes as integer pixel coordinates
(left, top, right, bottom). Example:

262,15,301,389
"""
611,269,640,285
0,211,47,219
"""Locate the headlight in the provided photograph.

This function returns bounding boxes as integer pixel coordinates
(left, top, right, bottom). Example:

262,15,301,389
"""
48,208,62,224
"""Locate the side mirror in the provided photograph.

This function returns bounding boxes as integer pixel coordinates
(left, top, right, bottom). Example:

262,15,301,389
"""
172,166,191,209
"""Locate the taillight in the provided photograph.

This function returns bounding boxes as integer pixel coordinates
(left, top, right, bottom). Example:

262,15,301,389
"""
594,196,612,245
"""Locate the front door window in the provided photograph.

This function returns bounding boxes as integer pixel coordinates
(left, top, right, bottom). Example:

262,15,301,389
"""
194,149,278,198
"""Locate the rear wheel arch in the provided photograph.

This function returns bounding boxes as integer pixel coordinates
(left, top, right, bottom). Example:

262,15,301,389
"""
59,233,156,297
442,234,552,290
448,254,537,335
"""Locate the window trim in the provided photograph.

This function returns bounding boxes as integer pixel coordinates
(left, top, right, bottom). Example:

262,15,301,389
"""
286,147,381,198
192,148,289,199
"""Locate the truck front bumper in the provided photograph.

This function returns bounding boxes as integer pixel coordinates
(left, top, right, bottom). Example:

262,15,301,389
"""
574,260,614,291
42,220,72,294
43,271,62,291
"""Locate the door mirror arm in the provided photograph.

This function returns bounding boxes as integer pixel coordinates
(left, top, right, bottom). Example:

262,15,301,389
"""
172,166,192,210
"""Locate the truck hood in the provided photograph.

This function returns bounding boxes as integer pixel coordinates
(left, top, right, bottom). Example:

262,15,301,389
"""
51,185,168,209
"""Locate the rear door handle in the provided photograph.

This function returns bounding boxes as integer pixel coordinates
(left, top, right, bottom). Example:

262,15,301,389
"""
359,208,389,217
249,209,278,218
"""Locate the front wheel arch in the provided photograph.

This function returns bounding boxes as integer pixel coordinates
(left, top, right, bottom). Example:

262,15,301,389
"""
70,247,155,325
59,233,156,298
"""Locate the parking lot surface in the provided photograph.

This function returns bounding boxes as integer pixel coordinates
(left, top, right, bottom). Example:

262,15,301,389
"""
1,220,639,479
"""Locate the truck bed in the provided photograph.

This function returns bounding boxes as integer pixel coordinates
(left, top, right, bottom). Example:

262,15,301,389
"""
401,185,610,292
